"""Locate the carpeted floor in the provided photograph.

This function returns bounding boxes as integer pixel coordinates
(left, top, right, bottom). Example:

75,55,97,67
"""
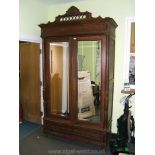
19,120,41,139
19,126,111,155
19,126,134,155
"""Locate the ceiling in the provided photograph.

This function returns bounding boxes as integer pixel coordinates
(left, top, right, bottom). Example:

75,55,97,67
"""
38,0,86,5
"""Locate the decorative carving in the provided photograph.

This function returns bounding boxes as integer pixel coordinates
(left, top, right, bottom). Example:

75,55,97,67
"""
39,6,117,28
55,6,92,22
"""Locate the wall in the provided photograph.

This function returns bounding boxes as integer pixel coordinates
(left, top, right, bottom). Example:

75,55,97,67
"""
47,0,135,133
78,41,99,83
19,0,48,40
19,0,135,133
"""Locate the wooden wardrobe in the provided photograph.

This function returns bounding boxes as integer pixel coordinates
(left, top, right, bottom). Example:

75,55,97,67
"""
39,6,117,148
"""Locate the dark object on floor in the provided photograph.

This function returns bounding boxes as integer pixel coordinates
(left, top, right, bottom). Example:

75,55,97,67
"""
110,140,134,155
19,120,41,139
110,93,135,155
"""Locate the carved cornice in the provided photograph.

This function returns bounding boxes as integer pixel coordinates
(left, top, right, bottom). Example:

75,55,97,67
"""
55,6,92,22
39,6,117,28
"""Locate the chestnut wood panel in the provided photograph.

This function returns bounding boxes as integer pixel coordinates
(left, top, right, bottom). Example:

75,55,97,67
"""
107,38,115,127
43,119,106,148
19,42,41,124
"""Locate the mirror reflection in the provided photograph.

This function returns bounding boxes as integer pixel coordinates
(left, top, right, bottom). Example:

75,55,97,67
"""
77,40,101,123
49,42,69,116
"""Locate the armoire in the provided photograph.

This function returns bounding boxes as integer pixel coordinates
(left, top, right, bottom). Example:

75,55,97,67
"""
39,6,117,148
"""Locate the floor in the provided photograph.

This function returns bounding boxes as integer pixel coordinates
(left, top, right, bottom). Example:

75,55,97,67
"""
19,122,135,155
19,120,41,139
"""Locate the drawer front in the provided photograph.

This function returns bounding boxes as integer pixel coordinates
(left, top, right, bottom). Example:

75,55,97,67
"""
44,120,107,144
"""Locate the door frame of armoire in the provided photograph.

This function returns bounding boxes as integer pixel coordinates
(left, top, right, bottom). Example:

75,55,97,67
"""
43,35,108,129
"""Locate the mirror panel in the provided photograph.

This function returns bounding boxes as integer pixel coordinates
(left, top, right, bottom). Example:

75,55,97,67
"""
77,40,101,123
49,42,69,116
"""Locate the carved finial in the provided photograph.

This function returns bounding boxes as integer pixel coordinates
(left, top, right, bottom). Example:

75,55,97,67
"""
66,6,80,15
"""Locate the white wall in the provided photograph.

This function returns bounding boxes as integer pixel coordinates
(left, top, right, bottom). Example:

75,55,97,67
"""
19,0,48,39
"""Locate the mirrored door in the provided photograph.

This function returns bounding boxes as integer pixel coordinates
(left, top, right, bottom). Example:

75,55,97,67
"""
48,42,69,117
77,40,101,123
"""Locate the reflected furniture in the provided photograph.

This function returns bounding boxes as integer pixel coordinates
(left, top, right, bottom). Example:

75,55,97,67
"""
39,6,117,148
91,81,100,105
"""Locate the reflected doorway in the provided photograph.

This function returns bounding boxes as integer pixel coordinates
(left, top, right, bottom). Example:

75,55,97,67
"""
49,42,69,116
